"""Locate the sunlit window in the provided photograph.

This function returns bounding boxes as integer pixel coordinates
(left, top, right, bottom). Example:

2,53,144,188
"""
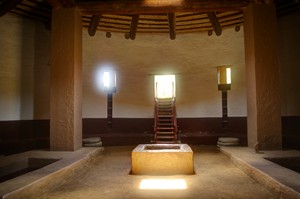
154,75,176,99
217,66,232,91
102,70,116,93
226,67,231,84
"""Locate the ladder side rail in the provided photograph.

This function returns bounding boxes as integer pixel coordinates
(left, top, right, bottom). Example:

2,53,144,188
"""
172,99,178,140
154,99,159,142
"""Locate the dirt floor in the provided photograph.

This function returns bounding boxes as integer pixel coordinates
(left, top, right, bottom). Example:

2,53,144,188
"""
33,145,276,199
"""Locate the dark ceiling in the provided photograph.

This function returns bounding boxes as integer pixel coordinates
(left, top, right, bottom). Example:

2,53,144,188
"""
0,0,299,39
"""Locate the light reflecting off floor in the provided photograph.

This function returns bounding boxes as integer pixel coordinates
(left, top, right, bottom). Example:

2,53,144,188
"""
139,179,187,190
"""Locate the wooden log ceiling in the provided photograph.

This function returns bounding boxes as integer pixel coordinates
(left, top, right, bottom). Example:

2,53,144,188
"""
1,0,299,39
129,14,139,40
167,13,176,40
88,15,101,36
207,12,222,36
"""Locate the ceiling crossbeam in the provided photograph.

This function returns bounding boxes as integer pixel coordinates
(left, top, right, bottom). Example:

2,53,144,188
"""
47,0,75,9
129,14,139,40
207,12,222,36
76,0,251,15
88,15,101,36
167,13,176,40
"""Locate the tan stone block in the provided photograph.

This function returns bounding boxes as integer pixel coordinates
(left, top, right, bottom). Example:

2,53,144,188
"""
131,144,194,175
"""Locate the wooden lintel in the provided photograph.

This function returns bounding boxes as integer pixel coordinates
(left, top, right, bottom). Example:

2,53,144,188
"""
76,0,251,15
167,13,176,40
47,0,76,9
207,12,222,36
0,0,22,17
88,15,101,37
47,0,63,9
129,14,139,40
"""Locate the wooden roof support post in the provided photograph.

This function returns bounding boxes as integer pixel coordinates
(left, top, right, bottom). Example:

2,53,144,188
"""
167,13,176,40
129,14,139,40
207,12,222,36
88,15,101,37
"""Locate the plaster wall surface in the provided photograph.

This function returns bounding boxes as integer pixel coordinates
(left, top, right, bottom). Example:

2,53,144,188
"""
0,14,50,121
278,11,300,116
82,28,247,118
0,10,299,122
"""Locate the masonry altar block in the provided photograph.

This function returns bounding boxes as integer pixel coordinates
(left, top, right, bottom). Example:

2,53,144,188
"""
131,144,194,175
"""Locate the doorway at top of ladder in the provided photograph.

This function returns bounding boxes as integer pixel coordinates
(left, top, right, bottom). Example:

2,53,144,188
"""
154,75,176,99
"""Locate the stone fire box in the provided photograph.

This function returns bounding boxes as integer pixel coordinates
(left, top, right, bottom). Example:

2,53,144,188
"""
131,144,194,175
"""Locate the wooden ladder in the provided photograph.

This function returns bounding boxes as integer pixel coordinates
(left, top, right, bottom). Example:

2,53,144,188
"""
153,97,178,143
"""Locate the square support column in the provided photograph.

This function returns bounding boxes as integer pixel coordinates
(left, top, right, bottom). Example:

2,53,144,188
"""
244,3,282,150
50,7,82,151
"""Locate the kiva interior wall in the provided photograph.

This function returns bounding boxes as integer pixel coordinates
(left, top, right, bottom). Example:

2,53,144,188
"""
82,28,247,118
1,11,299,121
278,11,300,116
0,14,50,121
0,13,247,121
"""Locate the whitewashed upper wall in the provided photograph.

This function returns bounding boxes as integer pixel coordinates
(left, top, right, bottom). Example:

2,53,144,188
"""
82,28,247,118
278,11,300,116
0,14,50,120
1,11,298,120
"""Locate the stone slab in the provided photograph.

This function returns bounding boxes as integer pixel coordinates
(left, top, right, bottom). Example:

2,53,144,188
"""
131,144,194,175
82,137,101,144
0,147,103,198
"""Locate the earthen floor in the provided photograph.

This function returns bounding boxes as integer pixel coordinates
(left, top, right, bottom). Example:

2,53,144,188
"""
37,145,276,199
2,145,300,199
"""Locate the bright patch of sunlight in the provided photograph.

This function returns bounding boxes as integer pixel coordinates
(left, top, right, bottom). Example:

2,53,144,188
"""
139,179,187,190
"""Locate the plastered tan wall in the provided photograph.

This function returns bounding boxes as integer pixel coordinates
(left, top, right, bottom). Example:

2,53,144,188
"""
1,12,298,121
0,14,50,120
82,28,247,118
278,11,300,116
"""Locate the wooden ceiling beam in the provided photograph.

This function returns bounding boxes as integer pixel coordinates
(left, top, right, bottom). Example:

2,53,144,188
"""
47,0,75,9
129,14,139,40
207,12,222,36
76,0,251,15
88,15,101,36
0,0,22,17
167,13,176,40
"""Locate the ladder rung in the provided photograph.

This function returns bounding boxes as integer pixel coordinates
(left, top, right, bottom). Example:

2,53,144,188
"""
157,135,175,139
157,124,173,126
156,132,175,135
157,127,174,130
158,115,173,117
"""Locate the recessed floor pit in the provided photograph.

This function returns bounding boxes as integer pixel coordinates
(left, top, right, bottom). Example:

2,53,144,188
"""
264,157,300,173
131,144,194,175
0,158,60,183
